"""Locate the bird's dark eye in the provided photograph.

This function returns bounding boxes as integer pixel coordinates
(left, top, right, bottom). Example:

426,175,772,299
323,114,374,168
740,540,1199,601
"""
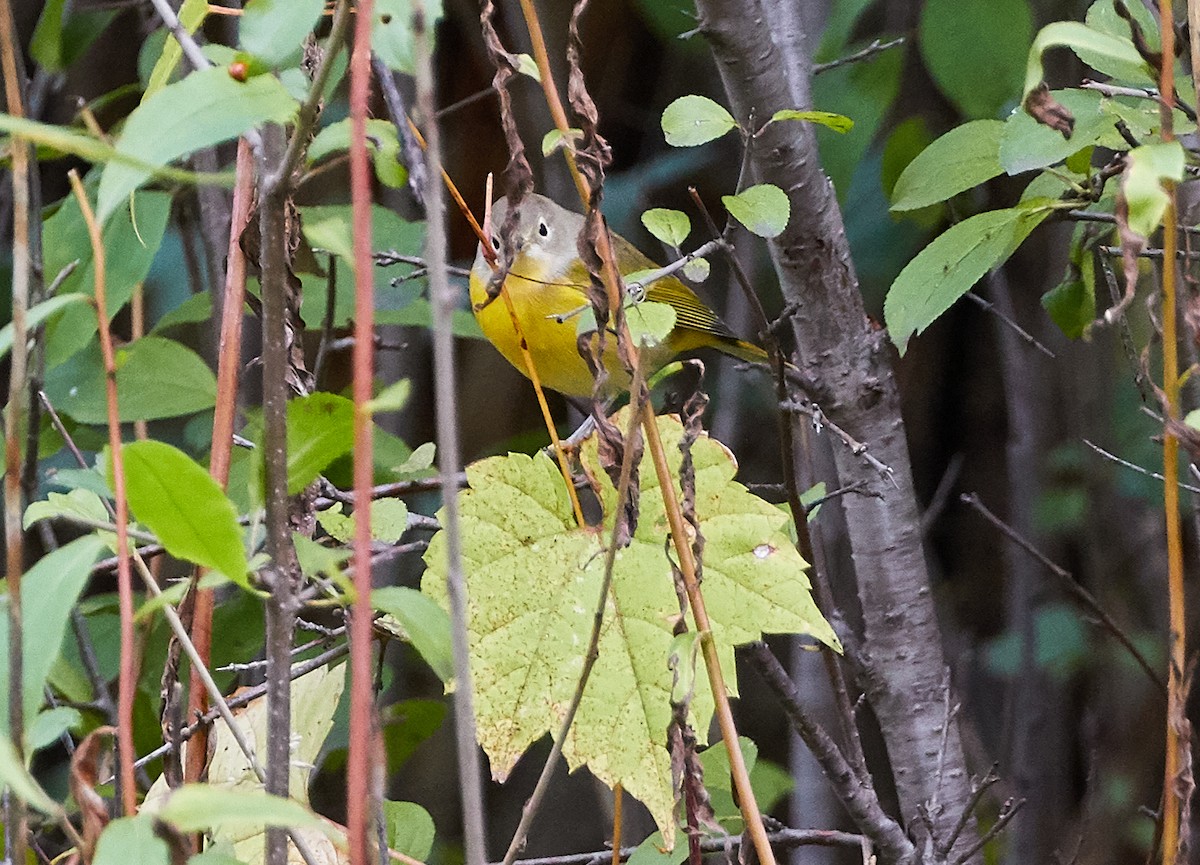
490,236,500,250
537,219,549,237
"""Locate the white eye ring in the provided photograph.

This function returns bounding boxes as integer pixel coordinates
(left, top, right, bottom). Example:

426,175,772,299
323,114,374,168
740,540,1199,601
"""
537,218,549,238
490,236,500,250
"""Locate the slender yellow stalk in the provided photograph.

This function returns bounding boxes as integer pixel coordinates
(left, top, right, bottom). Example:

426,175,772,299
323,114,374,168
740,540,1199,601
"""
1158,4,1185,863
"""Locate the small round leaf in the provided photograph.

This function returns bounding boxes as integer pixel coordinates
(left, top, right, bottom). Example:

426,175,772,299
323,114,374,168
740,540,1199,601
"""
661,95,737,147
722,184,790,238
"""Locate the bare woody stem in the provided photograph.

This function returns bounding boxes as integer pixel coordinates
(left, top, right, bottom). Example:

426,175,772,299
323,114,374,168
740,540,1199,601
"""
413,0,488,862
347,0,379,861
0,0,30,855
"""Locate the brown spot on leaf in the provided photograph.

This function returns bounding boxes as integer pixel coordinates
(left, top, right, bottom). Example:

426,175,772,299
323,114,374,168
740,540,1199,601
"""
1024,83,1075,138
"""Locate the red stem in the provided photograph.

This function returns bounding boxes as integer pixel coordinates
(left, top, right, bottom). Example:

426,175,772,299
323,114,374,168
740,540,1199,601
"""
187,139,255,788
68,171,138,816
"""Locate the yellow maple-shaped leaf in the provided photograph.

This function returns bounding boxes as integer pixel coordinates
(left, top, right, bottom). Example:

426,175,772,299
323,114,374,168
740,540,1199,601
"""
422,413,838,845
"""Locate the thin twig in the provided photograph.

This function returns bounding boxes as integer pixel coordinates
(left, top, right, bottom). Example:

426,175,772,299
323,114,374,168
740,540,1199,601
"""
748,644,916,865
949,798,1025,865
623,239,722,298
373,251,470,278
1079,79,1198,121
145,0,210,72
372,54,428,205
964,291,1055,358
812,37,906,74
270,0,353,193
960,492,1167,695
500,369,646,865
1067,210,1200,237
490,826,866,865
938,767,1000,859
413,1,486,861
1083,439,1200,494
257,119,298,865
1100,245,1200,261
132,641,350,770
127,553,323,865
780,398,895,480
315,475,465,506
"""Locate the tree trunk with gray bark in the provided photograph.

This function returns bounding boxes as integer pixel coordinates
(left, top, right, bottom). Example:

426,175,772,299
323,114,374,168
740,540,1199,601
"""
693,1,980,859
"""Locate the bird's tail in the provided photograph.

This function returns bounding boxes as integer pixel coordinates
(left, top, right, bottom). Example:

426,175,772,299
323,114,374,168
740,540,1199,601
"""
717,336,770,365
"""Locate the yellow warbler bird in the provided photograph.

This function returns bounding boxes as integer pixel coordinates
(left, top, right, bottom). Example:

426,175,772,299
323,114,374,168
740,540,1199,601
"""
469,193,767,397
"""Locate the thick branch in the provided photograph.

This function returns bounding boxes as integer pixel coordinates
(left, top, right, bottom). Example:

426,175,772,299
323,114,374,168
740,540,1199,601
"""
693,0,978,857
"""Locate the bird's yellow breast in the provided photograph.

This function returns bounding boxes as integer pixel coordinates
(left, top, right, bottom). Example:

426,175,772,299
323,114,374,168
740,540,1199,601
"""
469,255,661,397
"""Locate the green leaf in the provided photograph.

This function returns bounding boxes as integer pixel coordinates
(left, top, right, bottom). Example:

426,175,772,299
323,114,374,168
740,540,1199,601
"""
299,203,424,275
23,488,109,531
287,392,356,494
683,257,710,282
393,441,436,477
0,735,58,814
722,184,790,238
625,301,677,349
117,440,250,587
383,801,436,861
1022,21,1151,99
145,0,207,96
766,109,853,133
641,208,690,247
0,293,89,365
0,537,105,740
308,118,408,189
43,336,217,423
239,0,325,66
293,533,349,581
158,785,327,834
28,706,82,753
628,831,687,865
318,498,409,544
661,95,738,147
364,379,412,415
95,819,171,865
1086,0,1159,50
372,587,453,682
699,736,758,828
372,0,445,74
1042,278,1093,340
1123,141,1185,237
0,115,233,189
422,413,838,845
381,700,445,775
885,204,1052,354
31,0,116,72
516,53,541,80
542,127,581,156
151,291,214,333
97,66,298,222
920,0,1031,118
44,188,173,368
890,120,1004,212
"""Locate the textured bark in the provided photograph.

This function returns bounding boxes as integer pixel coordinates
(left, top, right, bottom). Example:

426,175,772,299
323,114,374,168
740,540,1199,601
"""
693,0,979,858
